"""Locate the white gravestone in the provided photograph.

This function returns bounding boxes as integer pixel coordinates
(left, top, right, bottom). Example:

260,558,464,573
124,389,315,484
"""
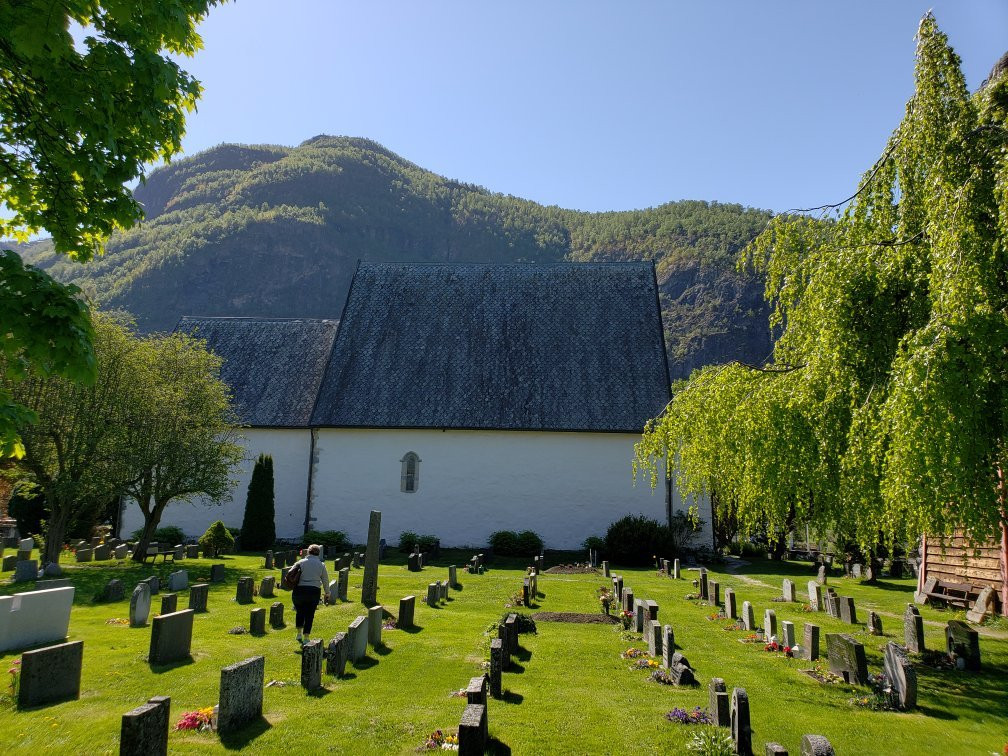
0,586,74,652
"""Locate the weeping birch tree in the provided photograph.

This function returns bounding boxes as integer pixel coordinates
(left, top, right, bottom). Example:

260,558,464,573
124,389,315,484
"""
635,15,1008,552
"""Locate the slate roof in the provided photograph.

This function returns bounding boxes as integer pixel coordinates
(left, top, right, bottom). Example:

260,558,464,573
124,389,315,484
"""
176,317,339,427
310,262,671,432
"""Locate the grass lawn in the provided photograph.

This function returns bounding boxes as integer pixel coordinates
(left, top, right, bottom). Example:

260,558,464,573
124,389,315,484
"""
1,549,1006,754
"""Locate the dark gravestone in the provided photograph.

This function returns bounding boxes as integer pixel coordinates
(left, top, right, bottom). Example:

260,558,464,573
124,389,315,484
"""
731,687,752,756
259,576,275,599
210,564,225,582
647,619,662,657
217,656,264,734
1,555,16,571
838,596,857,624
708,580,720,608
699,569,709,601
301,639,322,690
236,576,254,604
448,564,458,589
352,552,361,569
361,510,382,607
489,639,503,698
250,608,266,635
801,735,835,755
883,641,917,710
662,625,675,668
269,602,284,628
466,674,488,706
804,624,820,661
185,545,199,559
326,632,349,677
378,538,387,560
709,677,729,727
602,560,610,577
120,697,170,756
337,567,349,601
868,610,883,635
160,593,177,615
398,595,415,629
622,587,634,614
18,640,83,707
144,575,160,596
946,620,980,670
498,623,511,671
458,703,487,756
188,583,208,612
673,558,681,579
14,560,37,582
825,633,869,685
426,582,439,606
94,544,111,561
904,604,925,652
522,578,530,607
149,609,194,665
668,653,695,685
275,552,286,570
505,613,518,654
264,551,274,570
408,552,420,571
615,575,624,601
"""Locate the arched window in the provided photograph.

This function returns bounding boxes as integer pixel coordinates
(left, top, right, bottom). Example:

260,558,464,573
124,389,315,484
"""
400,452,420,493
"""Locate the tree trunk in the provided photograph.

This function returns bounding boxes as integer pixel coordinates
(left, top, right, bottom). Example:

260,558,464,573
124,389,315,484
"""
43,501,69,566
130,495,163,563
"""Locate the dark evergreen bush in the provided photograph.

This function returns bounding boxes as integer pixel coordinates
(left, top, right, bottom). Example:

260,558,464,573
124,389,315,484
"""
302,530,349,550
240,454,275,551
604,514,678,566
398,531,418,552
131,525,186,545
490,529,543,556
199,520,235,557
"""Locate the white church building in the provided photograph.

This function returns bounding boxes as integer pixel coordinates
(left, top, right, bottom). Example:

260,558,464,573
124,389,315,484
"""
121,262,712,550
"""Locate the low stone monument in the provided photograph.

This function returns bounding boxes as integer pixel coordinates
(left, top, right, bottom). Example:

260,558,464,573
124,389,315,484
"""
160,593,177,615
326,633,349,676
825,633,869,684
301,639,322,690
904,603,925,652
0,585,74,652
709,678,729,727
188,583,209,613
368,605,383,647
236,576,254,604
946,619,980,670
250,608,266,635
120,697,170,756
269,602,284,628
18,640,83,707
883,641,917,709
149,609,194,665
217,656,265,733
398,595,415,629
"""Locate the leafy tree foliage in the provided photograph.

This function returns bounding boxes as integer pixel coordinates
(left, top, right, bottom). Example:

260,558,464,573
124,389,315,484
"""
240,454,276,552
199,519,234,558
1,0,220,458
636,16,1008,552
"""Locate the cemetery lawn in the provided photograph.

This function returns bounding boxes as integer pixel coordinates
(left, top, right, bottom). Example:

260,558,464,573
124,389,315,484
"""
1,551,1007,754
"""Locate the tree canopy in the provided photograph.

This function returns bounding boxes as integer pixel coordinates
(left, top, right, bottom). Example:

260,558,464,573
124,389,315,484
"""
635,15,1008,552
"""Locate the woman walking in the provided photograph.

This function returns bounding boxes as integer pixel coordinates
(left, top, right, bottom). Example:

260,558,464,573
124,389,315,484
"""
290,544,329,644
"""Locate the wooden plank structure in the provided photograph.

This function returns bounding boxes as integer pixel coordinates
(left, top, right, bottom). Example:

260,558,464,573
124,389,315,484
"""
916,526,1007,617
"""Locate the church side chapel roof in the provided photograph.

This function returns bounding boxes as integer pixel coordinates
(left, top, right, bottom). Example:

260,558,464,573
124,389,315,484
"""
311,262,671,432
176,316,339,428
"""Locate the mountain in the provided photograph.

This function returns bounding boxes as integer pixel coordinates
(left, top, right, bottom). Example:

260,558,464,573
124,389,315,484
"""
15,135,774,378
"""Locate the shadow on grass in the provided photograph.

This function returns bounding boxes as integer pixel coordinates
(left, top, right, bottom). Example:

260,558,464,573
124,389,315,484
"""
401,624,423,634
352,656,379,670
506,662,525,674
149,656,194,673
374,644,392,657
486,737,511,755
501,690,524,705
219,716,271,750
514,646,532,662
306,686,331,699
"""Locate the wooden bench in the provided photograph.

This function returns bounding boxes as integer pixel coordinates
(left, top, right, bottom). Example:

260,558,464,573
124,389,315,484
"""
918,578,986,609
141,550,176,565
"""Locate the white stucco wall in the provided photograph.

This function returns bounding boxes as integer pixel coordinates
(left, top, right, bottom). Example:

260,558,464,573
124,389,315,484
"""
119,428,311,541
309,428,712,551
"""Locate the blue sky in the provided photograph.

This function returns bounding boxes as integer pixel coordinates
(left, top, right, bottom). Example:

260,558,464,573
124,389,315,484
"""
171,2,1006,214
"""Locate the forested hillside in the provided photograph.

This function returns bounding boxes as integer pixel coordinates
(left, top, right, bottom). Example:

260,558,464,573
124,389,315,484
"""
15,136,774,377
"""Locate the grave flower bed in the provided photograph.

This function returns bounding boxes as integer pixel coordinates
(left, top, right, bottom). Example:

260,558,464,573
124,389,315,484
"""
722,620,745,631
803,660,844,685
419,729,458,751
763,640,796,658
620,647,648,660
619,609,633,630
738,632,764,644
683,592,700,601
7,658,20,699
651,668,681,685
665,706,712,725
175,706,214,732
706,610,727,621
631,658,660,671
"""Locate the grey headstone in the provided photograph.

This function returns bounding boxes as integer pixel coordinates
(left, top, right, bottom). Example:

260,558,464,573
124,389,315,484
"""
803,624,820,661
498,622,511,671
259,576,275,598
966,585,996,624
148,609,194,665
1,554,16,572
709,677,729,727
647,619,662,657
838,596,857,624
217,656,264,733
673,558,681,579
661,625,675,668
807,581,822,611
167,570,187,592
120,697,170,756
852,563,862,578
210,564,225,583
825,633,869,684
337,567,349,601
783,579,796,602
725,588,738,619
186,545,199,559
361,510,381,606
883,641,917,709
634,599,645,633
328,579,339,605
348,615,368,661
103,579,124,602
250,608,265,635
742,600,755,631
764,609,777,639
426,582,439,606
114,544,130,560
269,602,284,628
602,560,610,577
489,638,503,698
326,632,349,677
904,604,925,652
868,610,883,635
188,583,208,613
94,544,111,561
816,565,826,585
398,595,415,629
300,639,322,690
458,703,487,756
708,580,720,608
130,583,152,627
75,548,93,563
264,551,274,570
800,735,835,756
622,587,634,614
780,620,796,648
448,564,458,589
14,560,37,582
506,613,518,654
160,593,177,615
17,640,83,707
945,620,980,670
236,576,254,604
766,744,788,755
144,575,160,596
615,575,624,600
368,605,383,647
731,687,752,756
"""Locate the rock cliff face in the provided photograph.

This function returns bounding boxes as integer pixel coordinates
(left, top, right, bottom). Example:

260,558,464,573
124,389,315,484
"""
16,135,775,379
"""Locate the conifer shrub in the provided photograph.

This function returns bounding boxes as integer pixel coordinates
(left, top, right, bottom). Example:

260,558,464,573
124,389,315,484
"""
490,529,543,556
240,454,275,551
604,514,677,566
199,520,235,558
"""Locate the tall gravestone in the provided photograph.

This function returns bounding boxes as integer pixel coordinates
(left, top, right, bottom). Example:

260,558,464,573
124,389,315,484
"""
338,567,349,601
838,596,857,624
709,678,729,727
724,588,737,619
699,569,709,601
764,609,777,639
781,620,796,648
348,615,368,661
120,696,170,756
807,581,822,611
662,625,675,668
489,639,503,698
742,601,755,631
301,640,322,690
782,579,796,602
326,633,349,677
731,687,752,756
217,656,264,733
904,603,925,652
188,583,208,613
883,641,917,709
708,580,720,608
368,605,383,647
449,564,458,589
673,558,681,579
361,510,382,607
804,623,820,661
130,583,152,627
647,619,662,657
398,595,416,629
259,576,275,598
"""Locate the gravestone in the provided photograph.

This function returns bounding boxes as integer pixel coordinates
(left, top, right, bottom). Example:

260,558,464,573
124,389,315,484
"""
816,565,827,585
725,588,738,619
459,703,488,756
14,560,37,582
270,602,284,628
645,599,659,623
326,632,349,677
120,696,170,756
904,604,925,652
709,677,729,727
498,623,511,670
883,641,917,709
185,545,199,559
130,583,152,627
615,575,624,600
167,570,187,592
825,633,869,684
1,555,16,572
408,552,420,571
781,620,796,648
368,605,383,647
838,596,857,624
766,744,788,755
807,581,822,611
803,624,820,661
851,563,862,579
699,569,709,601
328,579,339,605
275,552,286,570
148,609,194,665
259,576,275,598
188,583,208,613
673,558,681,579
0,586,74,652
94,544,111,561
218,657,264,734
449,564,458,589
966,585,997,624
336,567,349,601
250,608,265,635
634,599,645,633
210,564,225,583
708,580,721,608
114,544,130,560
361,510,382,607
398,595,415,629
18,537,34,551
264,551,274,570
160,593,177,615
426,582,439,606
622,587,634,614
647,619,662,657
76,548,93,563
602,560,610,577
439,580,448,602
17,640,83,707
800,735,835,755
742,601,755,631
348,615,368,661
506,613,519,654
236,576,254,604
144,575,160,595
946,620,980,670
764,609,777,640
731,687,752,756
662,625,675,668
466,675,488,706
301,639,322,690
102,579,124,602
783,579,796,602
352,552,361,569
489,638,503,698
868,611,883,635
